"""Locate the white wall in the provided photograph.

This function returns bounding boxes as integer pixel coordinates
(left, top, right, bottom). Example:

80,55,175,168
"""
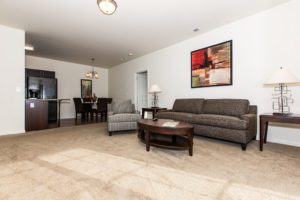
0,25,25,135
26,56,109,119
109,0,300,147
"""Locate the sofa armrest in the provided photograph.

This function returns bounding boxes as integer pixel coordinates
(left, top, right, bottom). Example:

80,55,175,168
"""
249,105,257,115
135,110,140,115
241,114,257,140
108,111,114,116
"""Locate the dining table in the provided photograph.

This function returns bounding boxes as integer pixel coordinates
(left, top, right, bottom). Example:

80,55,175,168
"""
82,101,97,120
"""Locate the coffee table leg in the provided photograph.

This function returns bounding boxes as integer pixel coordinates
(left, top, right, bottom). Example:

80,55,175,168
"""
172,135,177,144
188,133,193,156
146,130,150,152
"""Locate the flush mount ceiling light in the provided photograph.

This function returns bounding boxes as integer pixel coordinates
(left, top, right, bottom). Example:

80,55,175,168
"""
97,0,117,15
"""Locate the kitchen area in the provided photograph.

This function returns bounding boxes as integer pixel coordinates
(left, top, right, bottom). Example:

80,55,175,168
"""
25,68,70,131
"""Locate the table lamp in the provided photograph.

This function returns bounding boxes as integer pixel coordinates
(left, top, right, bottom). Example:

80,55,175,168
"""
264,67,299,115
149,84,162,108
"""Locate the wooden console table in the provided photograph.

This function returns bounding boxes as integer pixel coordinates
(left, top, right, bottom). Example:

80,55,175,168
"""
142,107,167,119
259,113,300,151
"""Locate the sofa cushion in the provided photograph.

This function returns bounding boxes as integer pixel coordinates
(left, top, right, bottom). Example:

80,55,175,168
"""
203,99,249,117
156,111,195,123
191,114,248,130
157,111,248,130
108,113,141,123
112,100,133,114
172,99,205,114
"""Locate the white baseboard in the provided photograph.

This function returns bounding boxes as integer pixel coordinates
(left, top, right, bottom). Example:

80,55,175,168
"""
0,129,25,136
266,138,300,148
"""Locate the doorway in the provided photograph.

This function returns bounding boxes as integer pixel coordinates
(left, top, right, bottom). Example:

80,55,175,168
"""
136,71,148,113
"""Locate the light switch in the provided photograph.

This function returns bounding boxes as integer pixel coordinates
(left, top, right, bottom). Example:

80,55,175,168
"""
30,103,35,108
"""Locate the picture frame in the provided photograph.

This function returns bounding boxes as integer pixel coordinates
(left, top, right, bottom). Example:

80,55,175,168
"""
81,79,92,98
191,40,232,88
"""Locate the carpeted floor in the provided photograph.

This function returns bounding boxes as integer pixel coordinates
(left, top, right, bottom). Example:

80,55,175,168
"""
0,123,299,200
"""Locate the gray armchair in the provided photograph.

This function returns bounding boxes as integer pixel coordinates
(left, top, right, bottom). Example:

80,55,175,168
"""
107,101,141,136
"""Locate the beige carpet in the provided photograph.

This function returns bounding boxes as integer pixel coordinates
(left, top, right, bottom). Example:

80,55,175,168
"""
0,123,300,200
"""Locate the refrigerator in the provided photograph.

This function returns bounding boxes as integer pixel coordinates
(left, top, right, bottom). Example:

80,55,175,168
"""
27,76,58,122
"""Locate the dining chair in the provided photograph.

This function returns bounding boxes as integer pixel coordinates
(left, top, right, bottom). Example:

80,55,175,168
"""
82,100,94,121
94,98,112,121
82,97,92,103
73,98,86,123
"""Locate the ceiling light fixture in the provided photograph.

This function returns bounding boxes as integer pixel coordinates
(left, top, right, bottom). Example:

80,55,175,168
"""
97,0,117,15
25,45,34,51
86,58,99,79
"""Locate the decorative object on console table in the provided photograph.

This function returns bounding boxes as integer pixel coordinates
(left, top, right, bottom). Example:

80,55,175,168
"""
149,84,162,108
264,67,299,115
259,114,300,151
81,79,92,98
191,40,232,88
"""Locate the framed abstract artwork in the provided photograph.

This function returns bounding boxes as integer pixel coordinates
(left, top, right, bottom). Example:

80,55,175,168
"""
81,79,92,98
191,40,232,88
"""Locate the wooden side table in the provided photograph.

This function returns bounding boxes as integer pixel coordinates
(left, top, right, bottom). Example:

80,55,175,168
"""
259,113,300,151
142,107,167,119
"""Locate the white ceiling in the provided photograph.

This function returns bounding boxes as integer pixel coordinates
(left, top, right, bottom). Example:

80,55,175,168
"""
0,0,290,68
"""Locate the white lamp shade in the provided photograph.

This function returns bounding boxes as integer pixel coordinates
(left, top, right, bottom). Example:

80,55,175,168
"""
97,0,117,15
265,67,299,85
149,84,162,93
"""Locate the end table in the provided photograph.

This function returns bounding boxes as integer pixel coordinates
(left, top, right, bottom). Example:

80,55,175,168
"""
259,113,300,151
142,107,167,119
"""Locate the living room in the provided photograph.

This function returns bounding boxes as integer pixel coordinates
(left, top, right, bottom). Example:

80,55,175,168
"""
0,0,300,199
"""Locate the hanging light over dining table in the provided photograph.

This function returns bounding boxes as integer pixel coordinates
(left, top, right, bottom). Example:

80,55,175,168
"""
86,58,99,79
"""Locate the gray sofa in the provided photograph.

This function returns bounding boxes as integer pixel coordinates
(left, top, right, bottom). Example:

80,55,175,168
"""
156,99,257,150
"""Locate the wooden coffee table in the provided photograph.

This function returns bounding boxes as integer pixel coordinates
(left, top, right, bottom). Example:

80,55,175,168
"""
138,119,194,156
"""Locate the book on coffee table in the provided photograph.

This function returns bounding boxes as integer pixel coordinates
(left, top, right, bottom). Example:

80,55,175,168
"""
162,121,179,127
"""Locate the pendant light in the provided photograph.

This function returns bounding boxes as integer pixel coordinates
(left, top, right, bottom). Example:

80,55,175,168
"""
86,58,99,79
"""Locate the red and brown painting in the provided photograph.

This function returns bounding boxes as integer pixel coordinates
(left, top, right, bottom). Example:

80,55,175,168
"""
191,40,232,88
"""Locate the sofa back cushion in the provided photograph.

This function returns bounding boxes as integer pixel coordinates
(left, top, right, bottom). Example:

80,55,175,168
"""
172,99,205,114
203,99,249,117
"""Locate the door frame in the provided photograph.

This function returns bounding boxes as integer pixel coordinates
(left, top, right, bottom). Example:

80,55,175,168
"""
135,70,149,112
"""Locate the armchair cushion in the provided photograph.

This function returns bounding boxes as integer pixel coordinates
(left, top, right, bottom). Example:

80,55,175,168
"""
112,100,133,114
108,113,141,123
